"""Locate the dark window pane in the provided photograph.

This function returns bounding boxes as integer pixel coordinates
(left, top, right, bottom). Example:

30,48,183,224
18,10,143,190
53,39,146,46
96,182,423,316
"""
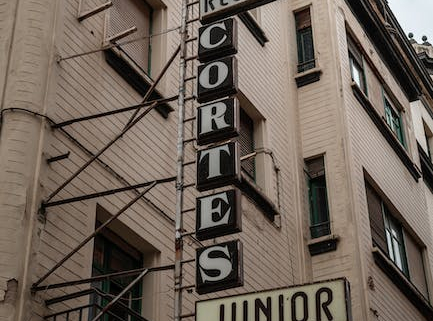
297,27,315,72
90,228,143,321
306,157,330,238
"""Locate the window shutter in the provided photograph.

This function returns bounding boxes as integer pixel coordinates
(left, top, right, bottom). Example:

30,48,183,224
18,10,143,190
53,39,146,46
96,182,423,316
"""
240,109,255,180
365,183,388,254
295,9,311,30
404,232,429,298
109,0,151,73
306,157,324,178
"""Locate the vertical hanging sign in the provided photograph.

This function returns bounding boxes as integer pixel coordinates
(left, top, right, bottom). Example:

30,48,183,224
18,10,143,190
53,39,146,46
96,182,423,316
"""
195,18,244,294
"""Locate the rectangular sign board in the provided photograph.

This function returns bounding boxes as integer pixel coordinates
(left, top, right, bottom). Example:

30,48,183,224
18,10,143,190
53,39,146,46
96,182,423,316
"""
200,0,278,24
196,240,243,294
196,278,352,321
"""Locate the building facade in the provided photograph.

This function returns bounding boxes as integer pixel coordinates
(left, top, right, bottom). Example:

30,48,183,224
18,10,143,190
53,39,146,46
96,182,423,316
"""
1,0,433,321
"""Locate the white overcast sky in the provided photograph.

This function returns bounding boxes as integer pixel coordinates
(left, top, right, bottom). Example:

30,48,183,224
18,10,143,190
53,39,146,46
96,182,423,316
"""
387,0,433,42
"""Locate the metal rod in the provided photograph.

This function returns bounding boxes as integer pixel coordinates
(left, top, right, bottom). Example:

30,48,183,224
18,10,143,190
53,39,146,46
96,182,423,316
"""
44,102,158,204
186,37,198,43
124,45,181,129
42,176,175,209
184,76,196,82
180,313,195,319
44,304,94,319
57,26,180,62
183,116,196,123
33,263,175,293
107,26,137,43
183,183,195,189
182,161,195,167
77,1,112,22
187,0,199,6
33,182,157,288
183,138,196,144
187,18,200,24
52,95,178,128
174,1,189,321
90,269,149,321
185,55,198,62
46,152,70,164
240,151,257,161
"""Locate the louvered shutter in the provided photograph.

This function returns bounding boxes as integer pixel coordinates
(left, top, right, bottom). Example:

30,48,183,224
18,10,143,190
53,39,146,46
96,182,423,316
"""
365,183,388,254
240,109,255,180
109,0,151,74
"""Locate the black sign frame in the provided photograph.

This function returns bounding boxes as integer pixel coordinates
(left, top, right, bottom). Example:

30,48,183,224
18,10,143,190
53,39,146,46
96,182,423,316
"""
197,97,240,146
197,56,238,104
196,240,244,295
196,141,241,191
198,18,238,63
196,188,242,241
200,0,278,24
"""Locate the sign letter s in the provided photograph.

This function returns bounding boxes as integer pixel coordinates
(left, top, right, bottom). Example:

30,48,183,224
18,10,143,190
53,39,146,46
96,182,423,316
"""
199,245,233,282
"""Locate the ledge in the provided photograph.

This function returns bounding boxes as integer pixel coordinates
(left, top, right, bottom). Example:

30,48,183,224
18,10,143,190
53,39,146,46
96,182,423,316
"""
238,12,269,47
104,48,174,118
295,67,322,88
418,143,433,192
372,247,433,319
307,234,339,256
352,83,421,181
235,173,279,222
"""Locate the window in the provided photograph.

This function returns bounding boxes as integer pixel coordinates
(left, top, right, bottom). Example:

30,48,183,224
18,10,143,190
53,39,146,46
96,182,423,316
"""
383,210,408,275
384,94,405,145
107,0,153,75
240,108,256,181
347,35,367,94
90,225,143,321
295,8,316,73
365,181,429,298
423,121,433,160
305,156,330,238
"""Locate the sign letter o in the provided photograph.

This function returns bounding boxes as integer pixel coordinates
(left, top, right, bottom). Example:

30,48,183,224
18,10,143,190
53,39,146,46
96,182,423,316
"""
199,61,229,89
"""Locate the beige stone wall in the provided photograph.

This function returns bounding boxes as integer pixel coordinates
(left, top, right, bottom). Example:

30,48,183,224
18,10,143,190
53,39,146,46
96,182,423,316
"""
0,0,303,320
337,1,433,320
2,0,433,321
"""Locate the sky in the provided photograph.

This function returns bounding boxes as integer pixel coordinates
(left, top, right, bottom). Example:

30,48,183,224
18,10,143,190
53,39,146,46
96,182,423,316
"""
387,0,433,42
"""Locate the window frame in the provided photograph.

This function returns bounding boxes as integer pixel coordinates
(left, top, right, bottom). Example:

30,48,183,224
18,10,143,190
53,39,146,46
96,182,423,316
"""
305,156,331,239
295,7,316,73
91,226,144,321
347,35,368,95
383,91,405,146
239,108,256,182
383,207,409,276
364,178,430,292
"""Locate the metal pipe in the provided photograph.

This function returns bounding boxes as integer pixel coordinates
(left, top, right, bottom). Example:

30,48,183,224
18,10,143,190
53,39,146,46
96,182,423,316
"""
33,263,176,293
44,101,158,204
124,45,181,128
52,95,179,128
42,176,176,209
89,269,149,321
33,182,157,288
174,1,189,321
57,26,181,62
